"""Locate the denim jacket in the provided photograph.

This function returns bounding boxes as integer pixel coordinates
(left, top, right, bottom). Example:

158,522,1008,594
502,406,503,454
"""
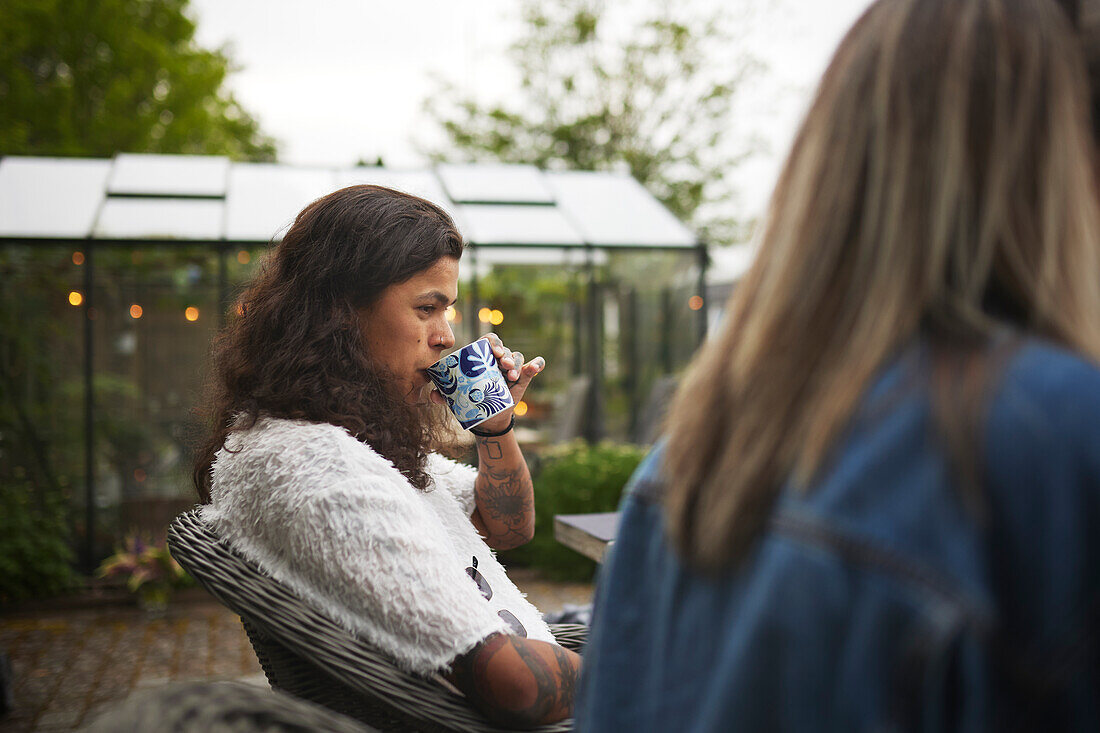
576,340,1100,732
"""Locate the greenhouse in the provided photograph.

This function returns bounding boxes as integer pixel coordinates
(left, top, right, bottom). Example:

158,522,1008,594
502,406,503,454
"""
0,153,708,572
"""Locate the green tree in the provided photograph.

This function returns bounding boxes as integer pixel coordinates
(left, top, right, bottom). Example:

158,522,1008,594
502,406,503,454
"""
424,0,759,244
0,0,277,159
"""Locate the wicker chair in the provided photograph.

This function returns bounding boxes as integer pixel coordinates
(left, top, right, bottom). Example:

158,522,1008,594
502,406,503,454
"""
167,509,586,733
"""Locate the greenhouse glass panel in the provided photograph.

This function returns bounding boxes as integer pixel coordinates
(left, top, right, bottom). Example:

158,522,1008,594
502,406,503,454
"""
336,169,452,209
451,262,586,441
107,154,230,197
0,157,111,238
94,199,224,240
604,250,702,441
89,245,222,549
335,168,466,231
546,171,697,247
458,205,584,246
468,246,607,267
437,163,554,204
1,245,90,563
226,164,337,241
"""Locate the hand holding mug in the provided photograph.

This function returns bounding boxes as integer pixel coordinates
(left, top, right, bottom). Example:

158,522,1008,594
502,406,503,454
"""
483,332,545,406
426,334,545,432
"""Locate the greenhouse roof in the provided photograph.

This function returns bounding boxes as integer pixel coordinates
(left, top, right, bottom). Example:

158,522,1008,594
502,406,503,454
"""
0,154,699,253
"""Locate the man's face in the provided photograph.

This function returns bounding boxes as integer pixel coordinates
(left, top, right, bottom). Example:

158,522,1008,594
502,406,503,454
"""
358,257,459,403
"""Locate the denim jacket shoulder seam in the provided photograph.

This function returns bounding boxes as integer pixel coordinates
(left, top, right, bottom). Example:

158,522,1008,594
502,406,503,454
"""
771,509,995,632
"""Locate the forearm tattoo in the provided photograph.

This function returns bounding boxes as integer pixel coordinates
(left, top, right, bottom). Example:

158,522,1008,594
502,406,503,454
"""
451,634,579,727
476,439,533,546
482,437,504,460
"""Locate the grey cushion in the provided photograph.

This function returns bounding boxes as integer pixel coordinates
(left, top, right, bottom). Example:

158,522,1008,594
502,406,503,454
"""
81,681,376,732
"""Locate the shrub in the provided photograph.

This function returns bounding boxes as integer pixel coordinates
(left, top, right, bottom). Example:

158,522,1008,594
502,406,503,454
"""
0,482,74,604
500,441,647,582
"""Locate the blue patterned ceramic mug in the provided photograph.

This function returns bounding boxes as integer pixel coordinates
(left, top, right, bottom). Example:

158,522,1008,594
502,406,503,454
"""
426,337,515,430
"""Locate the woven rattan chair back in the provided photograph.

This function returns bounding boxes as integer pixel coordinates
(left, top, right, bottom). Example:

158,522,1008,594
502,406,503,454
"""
168,509,584,733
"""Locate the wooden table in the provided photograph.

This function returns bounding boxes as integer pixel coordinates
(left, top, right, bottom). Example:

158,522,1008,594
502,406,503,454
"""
553,512,620,563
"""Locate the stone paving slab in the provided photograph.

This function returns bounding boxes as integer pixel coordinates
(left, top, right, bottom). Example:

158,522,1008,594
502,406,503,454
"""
0,601,262,732
0,570,593,732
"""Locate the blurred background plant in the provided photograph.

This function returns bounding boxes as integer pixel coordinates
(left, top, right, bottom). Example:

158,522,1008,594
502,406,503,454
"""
0,482,75,605
500,441,647,581
97,532,194,611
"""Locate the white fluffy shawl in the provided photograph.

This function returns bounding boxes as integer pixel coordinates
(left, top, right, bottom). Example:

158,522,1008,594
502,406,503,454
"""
200,416,553,675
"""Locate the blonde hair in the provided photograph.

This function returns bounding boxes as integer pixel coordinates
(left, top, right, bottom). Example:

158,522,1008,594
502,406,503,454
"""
664,0,1100,572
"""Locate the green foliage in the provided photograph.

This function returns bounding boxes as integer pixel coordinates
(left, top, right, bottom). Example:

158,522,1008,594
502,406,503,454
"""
425,0,760,244
1,250,81,601
0,481,75,604
0,249,80,516
0,0,277,159
500,441,647,581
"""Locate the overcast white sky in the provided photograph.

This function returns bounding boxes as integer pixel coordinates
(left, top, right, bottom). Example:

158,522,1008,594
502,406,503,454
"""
189,0,874,222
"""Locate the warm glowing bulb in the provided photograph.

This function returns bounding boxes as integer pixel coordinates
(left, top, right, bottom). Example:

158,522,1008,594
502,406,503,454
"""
184,306,200,322
489,309,504,326
478,307,492,323
514,400,528,417
129,304,143,319
72,251,85,265
688,295,704,311
68,291,83,306
237,250,251,264
445,305,457,322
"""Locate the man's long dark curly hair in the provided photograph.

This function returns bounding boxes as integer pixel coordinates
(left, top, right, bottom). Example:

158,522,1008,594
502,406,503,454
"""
192,185,464,503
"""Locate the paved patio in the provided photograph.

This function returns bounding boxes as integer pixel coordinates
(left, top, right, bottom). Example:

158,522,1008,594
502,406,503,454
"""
0,568,593,732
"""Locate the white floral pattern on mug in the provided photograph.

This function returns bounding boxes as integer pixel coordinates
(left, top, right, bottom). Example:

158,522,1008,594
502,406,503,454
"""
426,337,514,429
